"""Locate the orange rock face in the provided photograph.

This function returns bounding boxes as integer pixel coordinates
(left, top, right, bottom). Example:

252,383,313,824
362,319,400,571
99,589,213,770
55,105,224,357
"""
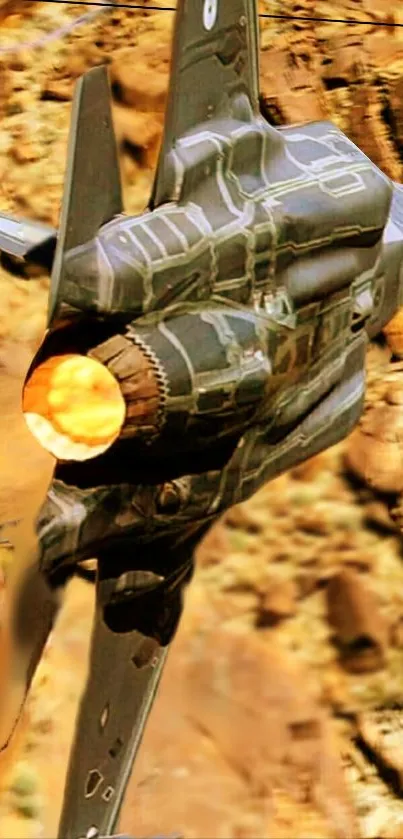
384,308,403,358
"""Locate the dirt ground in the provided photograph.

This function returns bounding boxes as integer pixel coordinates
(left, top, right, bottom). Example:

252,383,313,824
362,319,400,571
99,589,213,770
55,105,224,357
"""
0,1,403,837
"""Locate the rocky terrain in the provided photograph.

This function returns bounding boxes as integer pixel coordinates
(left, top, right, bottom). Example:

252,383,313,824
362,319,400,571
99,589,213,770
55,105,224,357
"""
0,1,403,837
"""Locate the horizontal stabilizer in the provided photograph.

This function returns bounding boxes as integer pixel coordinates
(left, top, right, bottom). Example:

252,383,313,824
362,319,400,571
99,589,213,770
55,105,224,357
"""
0,213,56,260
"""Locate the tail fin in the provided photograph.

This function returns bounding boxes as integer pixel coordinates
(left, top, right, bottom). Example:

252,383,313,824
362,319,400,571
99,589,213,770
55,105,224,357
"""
48,65,123,324
151,0,261,207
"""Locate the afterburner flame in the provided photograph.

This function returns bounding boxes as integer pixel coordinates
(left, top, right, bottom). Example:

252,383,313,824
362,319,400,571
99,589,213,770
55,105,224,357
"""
23,354,126,461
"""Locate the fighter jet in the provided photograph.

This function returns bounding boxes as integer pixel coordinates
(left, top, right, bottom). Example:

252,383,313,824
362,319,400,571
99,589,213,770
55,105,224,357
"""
0,0,403,837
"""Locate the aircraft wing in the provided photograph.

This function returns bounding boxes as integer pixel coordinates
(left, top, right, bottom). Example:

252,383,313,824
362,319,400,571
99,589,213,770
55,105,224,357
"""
0,213,56,260
151,0,260,207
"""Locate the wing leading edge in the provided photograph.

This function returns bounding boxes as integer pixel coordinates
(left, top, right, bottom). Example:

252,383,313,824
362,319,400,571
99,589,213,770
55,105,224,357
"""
151,0,260,207
0,213,56,261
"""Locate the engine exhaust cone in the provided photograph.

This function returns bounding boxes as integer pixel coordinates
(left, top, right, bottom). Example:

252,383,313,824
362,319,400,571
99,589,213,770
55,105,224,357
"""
22,353,126,462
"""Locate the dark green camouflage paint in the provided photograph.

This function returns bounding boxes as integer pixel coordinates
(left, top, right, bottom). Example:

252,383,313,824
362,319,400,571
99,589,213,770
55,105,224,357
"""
2,0,403,835
36,104,403,576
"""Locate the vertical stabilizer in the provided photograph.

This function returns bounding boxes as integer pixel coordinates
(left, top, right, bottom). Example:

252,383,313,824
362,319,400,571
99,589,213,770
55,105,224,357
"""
151,0,261,207
48,65,123,324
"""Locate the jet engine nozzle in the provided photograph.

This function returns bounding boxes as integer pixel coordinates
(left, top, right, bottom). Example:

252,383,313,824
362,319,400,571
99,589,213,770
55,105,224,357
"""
22,299,271,470
22,327,165,463
22,353,127,462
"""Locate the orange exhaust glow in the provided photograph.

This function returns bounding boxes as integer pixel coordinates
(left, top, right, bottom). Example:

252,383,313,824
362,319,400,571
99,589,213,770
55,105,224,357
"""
22,354,126,461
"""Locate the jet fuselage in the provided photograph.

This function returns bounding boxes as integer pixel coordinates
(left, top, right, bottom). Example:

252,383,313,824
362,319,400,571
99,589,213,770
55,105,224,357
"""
58,110,403,451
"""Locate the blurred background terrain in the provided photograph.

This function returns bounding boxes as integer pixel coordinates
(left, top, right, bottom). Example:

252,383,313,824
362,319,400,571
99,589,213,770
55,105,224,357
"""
0,1,403,837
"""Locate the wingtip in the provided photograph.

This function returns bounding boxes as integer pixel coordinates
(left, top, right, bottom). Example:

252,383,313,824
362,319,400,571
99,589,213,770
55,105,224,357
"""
0,213,57,261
